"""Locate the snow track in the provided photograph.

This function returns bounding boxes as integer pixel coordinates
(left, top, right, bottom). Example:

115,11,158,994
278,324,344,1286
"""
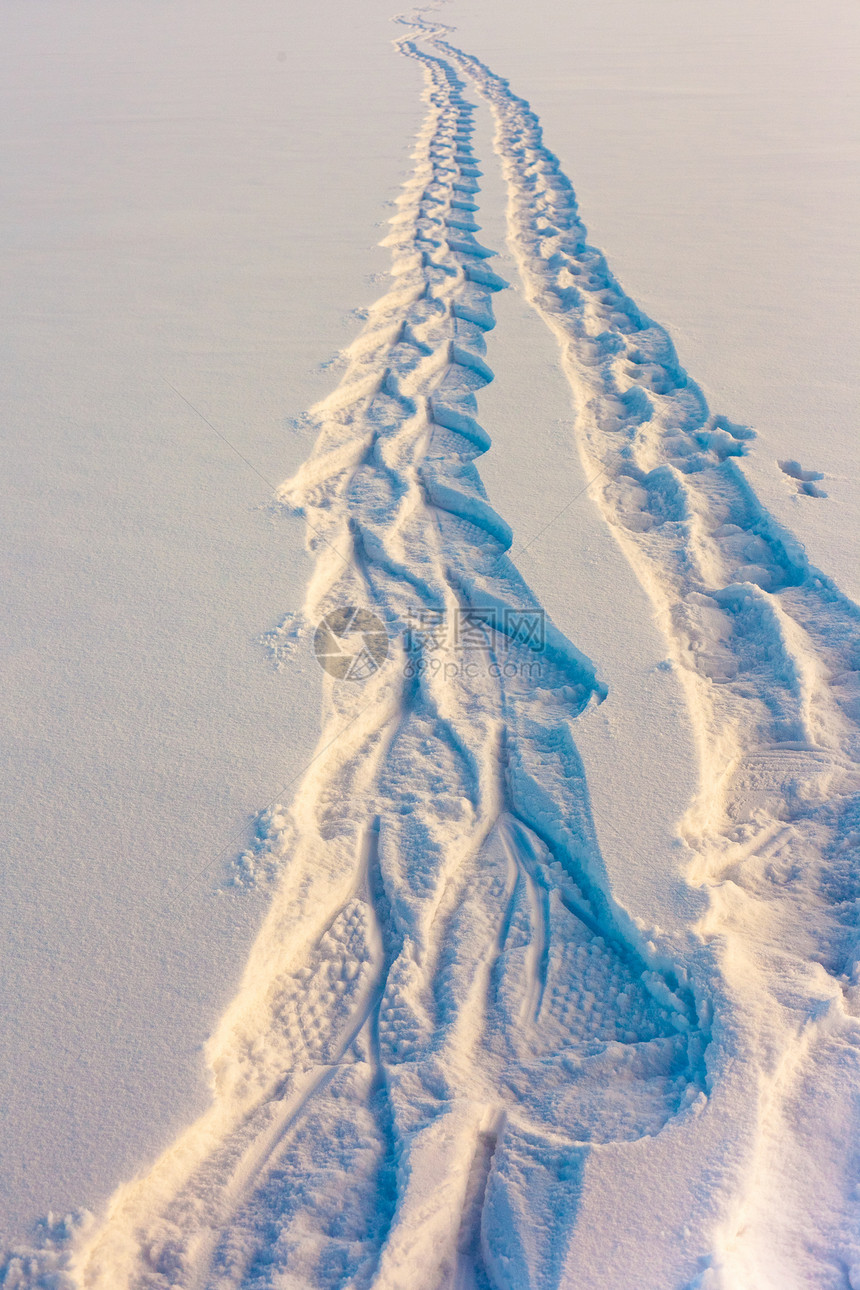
431,25,860,1288
14,15,858,1290
63,33,705,1290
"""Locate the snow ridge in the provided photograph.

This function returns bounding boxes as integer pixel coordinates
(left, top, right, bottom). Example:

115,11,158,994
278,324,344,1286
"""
62,35,705,1290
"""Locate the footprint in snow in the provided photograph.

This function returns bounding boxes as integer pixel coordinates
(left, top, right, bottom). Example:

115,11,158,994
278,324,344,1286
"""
778,457,827,498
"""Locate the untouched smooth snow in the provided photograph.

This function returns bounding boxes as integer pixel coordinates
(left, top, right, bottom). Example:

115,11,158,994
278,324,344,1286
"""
0,0,419,1240
2,1,858,1288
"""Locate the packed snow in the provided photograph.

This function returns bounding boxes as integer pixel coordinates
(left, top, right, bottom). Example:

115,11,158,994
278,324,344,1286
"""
1,0,858,1287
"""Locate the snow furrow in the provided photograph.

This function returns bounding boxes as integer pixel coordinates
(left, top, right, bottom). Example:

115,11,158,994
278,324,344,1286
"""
66,35,705,1290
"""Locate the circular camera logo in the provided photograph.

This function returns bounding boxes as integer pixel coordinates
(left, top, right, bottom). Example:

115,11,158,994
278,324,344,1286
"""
313,606,389,682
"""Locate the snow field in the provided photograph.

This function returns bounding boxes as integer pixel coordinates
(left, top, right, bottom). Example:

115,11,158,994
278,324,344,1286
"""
2,1,858,1287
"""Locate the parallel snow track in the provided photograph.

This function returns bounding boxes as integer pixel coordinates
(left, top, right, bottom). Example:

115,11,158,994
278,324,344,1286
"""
16,18,854,1290
66,35,705,1290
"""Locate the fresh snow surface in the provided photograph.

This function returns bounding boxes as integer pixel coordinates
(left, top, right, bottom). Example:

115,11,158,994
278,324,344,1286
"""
0,0,419,1241
1,1,858,1288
